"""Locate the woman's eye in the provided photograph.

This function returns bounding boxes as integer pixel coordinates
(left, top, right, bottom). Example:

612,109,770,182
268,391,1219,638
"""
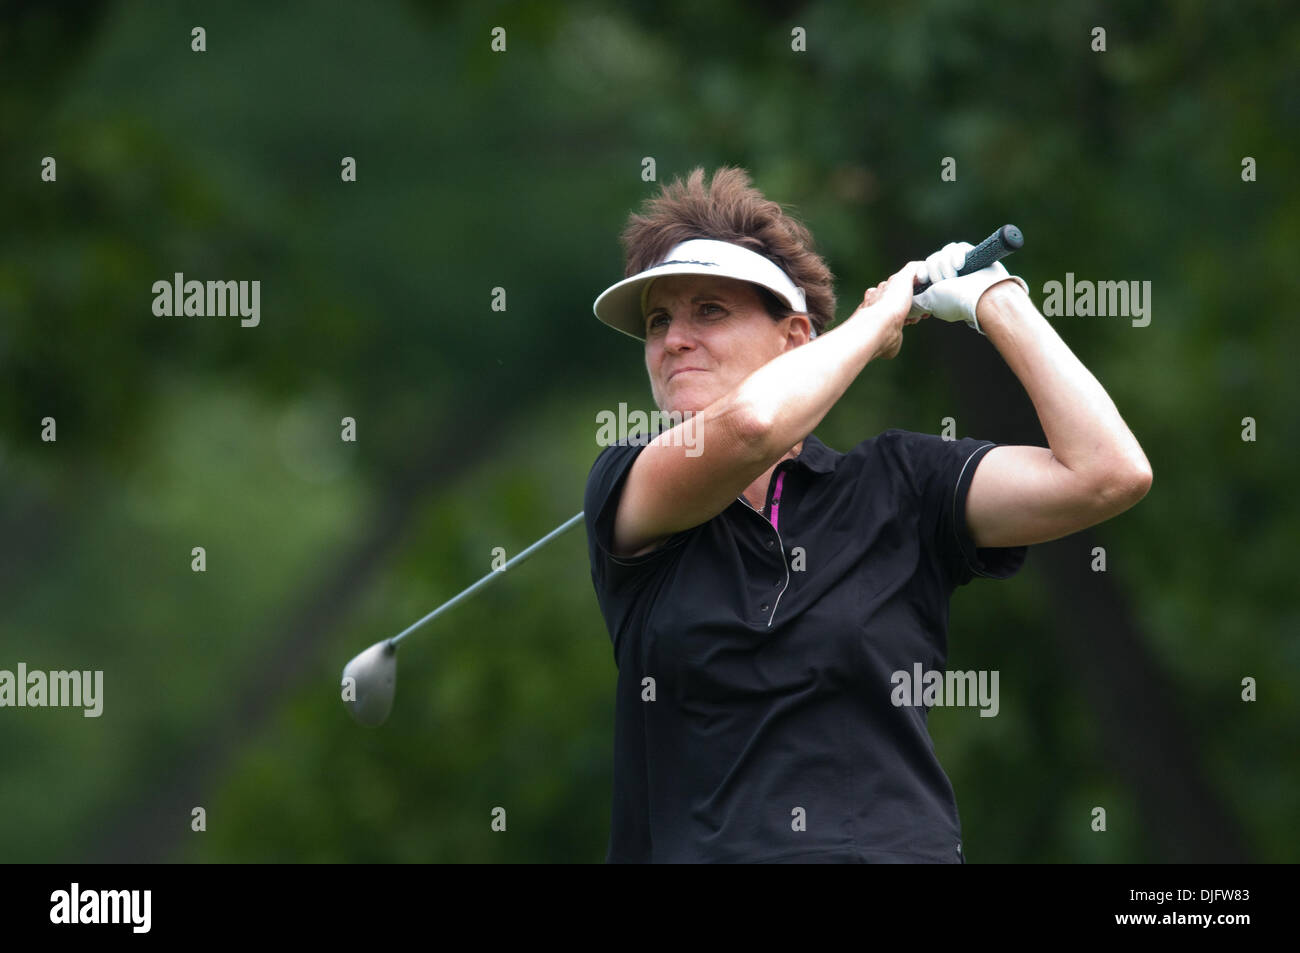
701,303,723,315
647,314,669,331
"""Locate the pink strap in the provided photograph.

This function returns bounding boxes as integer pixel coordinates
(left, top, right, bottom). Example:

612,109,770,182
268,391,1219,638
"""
770,470,787,531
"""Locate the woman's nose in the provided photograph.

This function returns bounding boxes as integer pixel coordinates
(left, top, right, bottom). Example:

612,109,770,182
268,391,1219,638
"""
663,314,695,350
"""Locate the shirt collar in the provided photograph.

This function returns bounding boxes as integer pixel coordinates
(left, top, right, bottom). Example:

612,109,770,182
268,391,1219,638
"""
647,418,839,474
791,433,838,474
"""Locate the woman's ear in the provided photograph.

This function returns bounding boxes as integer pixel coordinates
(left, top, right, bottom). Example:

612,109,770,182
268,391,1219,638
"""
785,314,813,348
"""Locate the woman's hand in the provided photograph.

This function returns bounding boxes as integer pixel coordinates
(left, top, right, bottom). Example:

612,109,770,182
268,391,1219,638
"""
853,262,928,360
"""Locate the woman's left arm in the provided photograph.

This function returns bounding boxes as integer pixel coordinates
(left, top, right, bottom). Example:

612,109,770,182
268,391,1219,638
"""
963,282,1153,549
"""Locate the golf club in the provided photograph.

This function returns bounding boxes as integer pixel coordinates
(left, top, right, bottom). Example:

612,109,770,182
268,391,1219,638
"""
341,510,586,725
912,224,1023,295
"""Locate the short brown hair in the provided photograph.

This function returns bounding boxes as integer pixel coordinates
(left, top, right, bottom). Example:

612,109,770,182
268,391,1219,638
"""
619,166,836,335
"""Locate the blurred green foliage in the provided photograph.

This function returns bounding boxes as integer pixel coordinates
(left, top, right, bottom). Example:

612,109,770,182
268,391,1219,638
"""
1,0,1296,862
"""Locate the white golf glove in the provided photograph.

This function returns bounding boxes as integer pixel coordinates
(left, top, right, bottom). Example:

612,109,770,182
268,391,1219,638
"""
909,242,1029,335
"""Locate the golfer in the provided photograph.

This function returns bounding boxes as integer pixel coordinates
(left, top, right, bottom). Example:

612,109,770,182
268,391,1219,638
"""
585,166,1152,863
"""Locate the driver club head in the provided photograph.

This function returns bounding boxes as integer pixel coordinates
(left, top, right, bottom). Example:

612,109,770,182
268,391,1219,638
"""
341,640,398,726
340,512,586,727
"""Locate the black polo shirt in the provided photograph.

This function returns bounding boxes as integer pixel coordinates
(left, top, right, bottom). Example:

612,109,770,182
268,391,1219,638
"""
584,428,1028,863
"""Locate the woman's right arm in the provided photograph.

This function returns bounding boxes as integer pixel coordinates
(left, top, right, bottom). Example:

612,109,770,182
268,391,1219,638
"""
609,262,921,557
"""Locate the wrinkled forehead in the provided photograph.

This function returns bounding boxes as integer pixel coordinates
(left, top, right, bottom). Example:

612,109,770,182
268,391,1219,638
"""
643,273,758,311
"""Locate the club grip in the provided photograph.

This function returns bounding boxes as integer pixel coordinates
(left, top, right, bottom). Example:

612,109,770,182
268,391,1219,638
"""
913,224,1023,294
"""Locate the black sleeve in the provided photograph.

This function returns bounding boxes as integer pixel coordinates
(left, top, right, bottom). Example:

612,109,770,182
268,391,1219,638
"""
583,442,689,597
890,429,1028,588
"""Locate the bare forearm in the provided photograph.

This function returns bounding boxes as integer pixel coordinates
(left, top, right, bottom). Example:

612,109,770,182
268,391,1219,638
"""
729,308,890,457
977,282,1151,487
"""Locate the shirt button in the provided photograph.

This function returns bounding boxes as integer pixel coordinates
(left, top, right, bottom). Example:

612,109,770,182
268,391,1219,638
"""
764,538,774,549
760,602,770,613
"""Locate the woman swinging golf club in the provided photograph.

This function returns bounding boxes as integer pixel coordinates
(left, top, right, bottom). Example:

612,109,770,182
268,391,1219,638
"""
586,166,1152,863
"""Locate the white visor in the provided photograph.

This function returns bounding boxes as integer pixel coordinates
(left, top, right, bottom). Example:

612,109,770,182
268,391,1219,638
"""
592,238,812,341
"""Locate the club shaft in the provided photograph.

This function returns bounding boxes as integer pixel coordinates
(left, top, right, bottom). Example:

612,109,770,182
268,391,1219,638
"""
388,511,587,647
